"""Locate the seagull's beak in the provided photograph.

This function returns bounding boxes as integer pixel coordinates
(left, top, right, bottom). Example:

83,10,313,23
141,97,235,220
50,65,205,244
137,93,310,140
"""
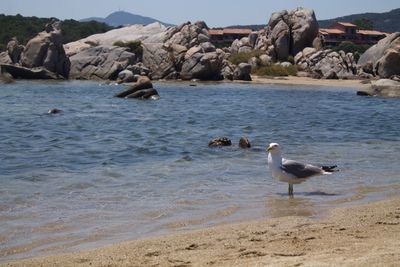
266,146,272,152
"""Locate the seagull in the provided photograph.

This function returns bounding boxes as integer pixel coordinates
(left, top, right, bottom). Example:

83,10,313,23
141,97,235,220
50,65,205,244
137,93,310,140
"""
266,143,337,196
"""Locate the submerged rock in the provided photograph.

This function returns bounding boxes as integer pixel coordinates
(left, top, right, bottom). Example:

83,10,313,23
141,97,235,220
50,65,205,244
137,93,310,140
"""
48,108,62,114
208,137,232,147
239,137,251,148
115,76,159,99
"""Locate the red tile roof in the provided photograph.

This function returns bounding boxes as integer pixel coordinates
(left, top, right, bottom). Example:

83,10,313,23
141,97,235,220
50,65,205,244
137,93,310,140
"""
222,28,252,35
319,28,345,34
357,29,387,36
208,29,223,35
208,28,252,36
336,22,357,27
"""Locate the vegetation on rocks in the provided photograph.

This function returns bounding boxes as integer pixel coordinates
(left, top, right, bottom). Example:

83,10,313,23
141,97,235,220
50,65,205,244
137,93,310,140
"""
113,40,143,56
329,41,371,62
253,64,298,77
228,50,263,65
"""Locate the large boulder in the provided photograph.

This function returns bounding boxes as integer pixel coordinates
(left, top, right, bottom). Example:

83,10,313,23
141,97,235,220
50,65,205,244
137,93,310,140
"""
233,63,252,81
180,43,224,80
7,37,24,64
142,43,187,79
164,21,210,49
63,22,168,56
290,8,319,56
358,79,400,97
21,20,70,78
257,8,319,61
358,33,400,78
69,45,137,80
0,52,12,65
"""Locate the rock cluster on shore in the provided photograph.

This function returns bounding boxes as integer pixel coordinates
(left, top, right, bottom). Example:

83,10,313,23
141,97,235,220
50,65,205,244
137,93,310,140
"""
294,48,356,79
1,7,400,97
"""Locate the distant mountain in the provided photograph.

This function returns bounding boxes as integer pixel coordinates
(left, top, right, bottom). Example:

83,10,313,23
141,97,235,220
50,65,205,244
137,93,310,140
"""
226,25,265,31
318,8,400,33
81,11,174,27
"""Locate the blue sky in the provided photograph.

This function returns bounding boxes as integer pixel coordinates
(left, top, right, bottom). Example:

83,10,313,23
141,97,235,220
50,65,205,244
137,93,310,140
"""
2,0,399,27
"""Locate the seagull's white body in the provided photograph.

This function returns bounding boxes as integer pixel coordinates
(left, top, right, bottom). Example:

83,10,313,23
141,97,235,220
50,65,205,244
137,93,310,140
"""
268,152,308,184
267,143,336,196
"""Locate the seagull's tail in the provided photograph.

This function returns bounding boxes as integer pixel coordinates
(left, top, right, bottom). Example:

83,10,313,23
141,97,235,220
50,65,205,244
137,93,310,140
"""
321,165,338,173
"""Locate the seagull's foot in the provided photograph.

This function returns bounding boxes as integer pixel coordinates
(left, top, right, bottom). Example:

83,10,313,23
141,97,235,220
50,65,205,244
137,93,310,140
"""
288,184,294,196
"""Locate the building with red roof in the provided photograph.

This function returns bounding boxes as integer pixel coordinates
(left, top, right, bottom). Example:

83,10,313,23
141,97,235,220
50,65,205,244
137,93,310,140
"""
319,22,388,46
208,28,252,45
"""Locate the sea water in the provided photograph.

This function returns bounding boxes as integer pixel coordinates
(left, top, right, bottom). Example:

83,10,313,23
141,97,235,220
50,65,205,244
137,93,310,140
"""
1,80,399,261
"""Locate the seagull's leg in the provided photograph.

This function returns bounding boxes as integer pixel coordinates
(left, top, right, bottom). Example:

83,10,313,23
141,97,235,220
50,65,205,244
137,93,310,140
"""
288,184,294,196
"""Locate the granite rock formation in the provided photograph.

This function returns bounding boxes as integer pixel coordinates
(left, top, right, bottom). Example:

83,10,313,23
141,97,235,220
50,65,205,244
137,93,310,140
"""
295,48,356,79
69,45,137,80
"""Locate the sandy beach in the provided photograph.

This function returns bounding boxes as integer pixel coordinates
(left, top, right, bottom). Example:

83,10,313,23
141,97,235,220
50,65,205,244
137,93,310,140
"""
250,75,371,89
2,197,399,267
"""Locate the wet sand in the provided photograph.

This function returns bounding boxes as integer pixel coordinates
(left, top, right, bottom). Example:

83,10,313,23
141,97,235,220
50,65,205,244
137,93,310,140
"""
3,197,399,267
250,75,371,89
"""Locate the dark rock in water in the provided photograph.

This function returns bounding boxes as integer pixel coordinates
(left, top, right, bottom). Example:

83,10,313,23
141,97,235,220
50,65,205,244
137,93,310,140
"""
48,108,62,114
126,88,159,99
239,137,251,148
356,91,372,96
1,64,62,79
115,76,159,99
208,137,232,147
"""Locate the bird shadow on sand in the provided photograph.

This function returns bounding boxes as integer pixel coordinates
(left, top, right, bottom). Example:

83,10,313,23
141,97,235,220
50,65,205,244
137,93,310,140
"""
276,191,340,197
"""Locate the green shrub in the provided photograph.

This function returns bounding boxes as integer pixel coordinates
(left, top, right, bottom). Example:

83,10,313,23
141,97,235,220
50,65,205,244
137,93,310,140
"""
330,41,371,62
0,14,113,48
287,55,295,64
253,64,298,77
228,50,264,65
113,40,143,56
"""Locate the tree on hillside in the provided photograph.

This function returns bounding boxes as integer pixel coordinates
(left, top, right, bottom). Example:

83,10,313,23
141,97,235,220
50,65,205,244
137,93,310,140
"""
0,14,113,52
352,18,374,30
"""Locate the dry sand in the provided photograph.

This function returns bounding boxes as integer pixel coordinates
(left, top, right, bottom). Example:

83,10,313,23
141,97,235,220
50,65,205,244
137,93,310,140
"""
2,197,399,267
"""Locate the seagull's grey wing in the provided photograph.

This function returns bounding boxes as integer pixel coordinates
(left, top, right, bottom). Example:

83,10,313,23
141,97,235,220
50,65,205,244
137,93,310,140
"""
281,159,324,179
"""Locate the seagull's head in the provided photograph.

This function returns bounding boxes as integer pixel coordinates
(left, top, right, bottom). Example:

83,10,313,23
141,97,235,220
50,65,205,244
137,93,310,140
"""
266,143,281,154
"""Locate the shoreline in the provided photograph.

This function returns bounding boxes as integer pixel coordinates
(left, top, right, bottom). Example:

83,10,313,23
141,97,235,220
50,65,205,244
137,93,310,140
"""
247,75,370,89
3,197,399,267
152,75,371,90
